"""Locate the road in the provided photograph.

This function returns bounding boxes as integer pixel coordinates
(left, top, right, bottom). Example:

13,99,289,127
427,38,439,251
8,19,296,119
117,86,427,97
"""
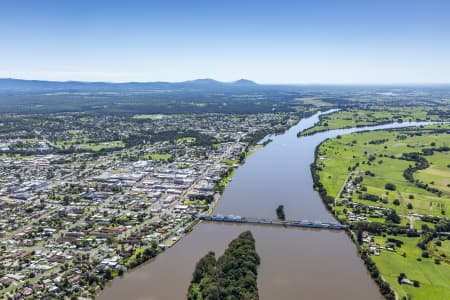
334,172,353,207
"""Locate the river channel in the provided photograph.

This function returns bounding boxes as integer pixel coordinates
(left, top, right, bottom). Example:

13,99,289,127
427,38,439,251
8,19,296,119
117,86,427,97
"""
99,111,436,300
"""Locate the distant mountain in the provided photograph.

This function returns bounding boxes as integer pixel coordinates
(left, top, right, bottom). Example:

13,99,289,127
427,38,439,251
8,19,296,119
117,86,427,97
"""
232,79,258,86
0,78,260,93
183,78,222,85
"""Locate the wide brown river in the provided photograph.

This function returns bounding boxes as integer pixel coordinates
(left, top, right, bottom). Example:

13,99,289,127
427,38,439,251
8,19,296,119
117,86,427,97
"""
99,111,433,300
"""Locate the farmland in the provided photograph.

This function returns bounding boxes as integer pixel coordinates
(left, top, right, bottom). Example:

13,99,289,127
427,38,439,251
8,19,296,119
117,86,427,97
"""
314,124,450,299
301,107,450,136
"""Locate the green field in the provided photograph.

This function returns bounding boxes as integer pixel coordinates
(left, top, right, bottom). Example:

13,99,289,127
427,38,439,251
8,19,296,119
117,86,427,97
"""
372,235,450,300
294,97,333,107
301,107,449,136
79,140,125,151
53,137,90,147
221,158,239,165
315,124,450,299
175,137,196,143
431,239,450,263
415,152,450,195
246,144,263,157
318,125,450,218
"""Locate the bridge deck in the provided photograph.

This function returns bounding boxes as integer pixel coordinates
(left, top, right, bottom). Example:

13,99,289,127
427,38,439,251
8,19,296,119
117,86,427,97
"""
199,215,347,230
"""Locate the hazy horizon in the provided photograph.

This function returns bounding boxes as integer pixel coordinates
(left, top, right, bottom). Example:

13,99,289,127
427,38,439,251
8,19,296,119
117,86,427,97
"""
2,77,450,86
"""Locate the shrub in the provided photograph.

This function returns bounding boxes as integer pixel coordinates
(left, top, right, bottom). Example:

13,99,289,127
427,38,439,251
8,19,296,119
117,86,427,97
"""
385,183,396,191
397,273,406,284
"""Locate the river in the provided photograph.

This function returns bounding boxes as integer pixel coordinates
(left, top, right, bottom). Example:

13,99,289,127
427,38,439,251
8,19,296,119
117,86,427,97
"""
98,111,436,300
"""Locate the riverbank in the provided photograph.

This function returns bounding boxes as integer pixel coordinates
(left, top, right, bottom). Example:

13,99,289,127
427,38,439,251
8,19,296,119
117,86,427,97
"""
311,124,450,299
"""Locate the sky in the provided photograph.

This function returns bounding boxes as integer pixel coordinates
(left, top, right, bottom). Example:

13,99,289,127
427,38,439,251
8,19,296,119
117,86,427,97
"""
0,0,450,84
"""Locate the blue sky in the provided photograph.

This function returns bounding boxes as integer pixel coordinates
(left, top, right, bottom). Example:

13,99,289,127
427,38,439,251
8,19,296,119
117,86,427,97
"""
1,0,449,84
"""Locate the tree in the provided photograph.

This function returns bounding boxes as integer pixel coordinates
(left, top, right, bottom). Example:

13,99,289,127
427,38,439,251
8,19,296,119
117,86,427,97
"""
104,268,113,280
385,183,396,191
386,210,401,224
151,239,158,250
397,273,406,284
357,228,363,245
187,231,260,300
276,205,286,221
190,251,216,284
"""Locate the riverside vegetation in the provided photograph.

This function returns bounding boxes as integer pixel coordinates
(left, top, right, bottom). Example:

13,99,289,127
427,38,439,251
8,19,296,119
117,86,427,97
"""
276,205,286,220
311,123,450,299
187,231,260,300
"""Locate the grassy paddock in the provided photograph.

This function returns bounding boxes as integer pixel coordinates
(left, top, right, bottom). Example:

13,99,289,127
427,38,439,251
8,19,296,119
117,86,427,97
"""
315,125,450,299
301,107,449,136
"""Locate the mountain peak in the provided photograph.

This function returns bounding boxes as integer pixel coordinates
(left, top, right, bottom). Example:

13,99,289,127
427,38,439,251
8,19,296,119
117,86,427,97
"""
232,79,257,86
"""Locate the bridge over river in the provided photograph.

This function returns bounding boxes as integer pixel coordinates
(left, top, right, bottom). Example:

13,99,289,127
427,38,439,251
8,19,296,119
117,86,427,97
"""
199,214,347,230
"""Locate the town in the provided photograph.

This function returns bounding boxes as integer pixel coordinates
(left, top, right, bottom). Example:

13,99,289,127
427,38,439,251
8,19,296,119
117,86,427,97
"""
0,112,300,299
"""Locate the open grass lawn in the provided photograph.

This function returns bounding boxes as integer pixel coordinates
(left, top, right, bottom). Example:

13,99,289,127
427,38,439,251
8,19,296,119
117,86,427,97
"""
246,144,263,158
79,140,125,151
432,239,450,261
52,138,125,152
175,137,196,143
301,107,449,136
415,151,450,195
52,137,90,147
316,125,450,299
217,167,236,191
